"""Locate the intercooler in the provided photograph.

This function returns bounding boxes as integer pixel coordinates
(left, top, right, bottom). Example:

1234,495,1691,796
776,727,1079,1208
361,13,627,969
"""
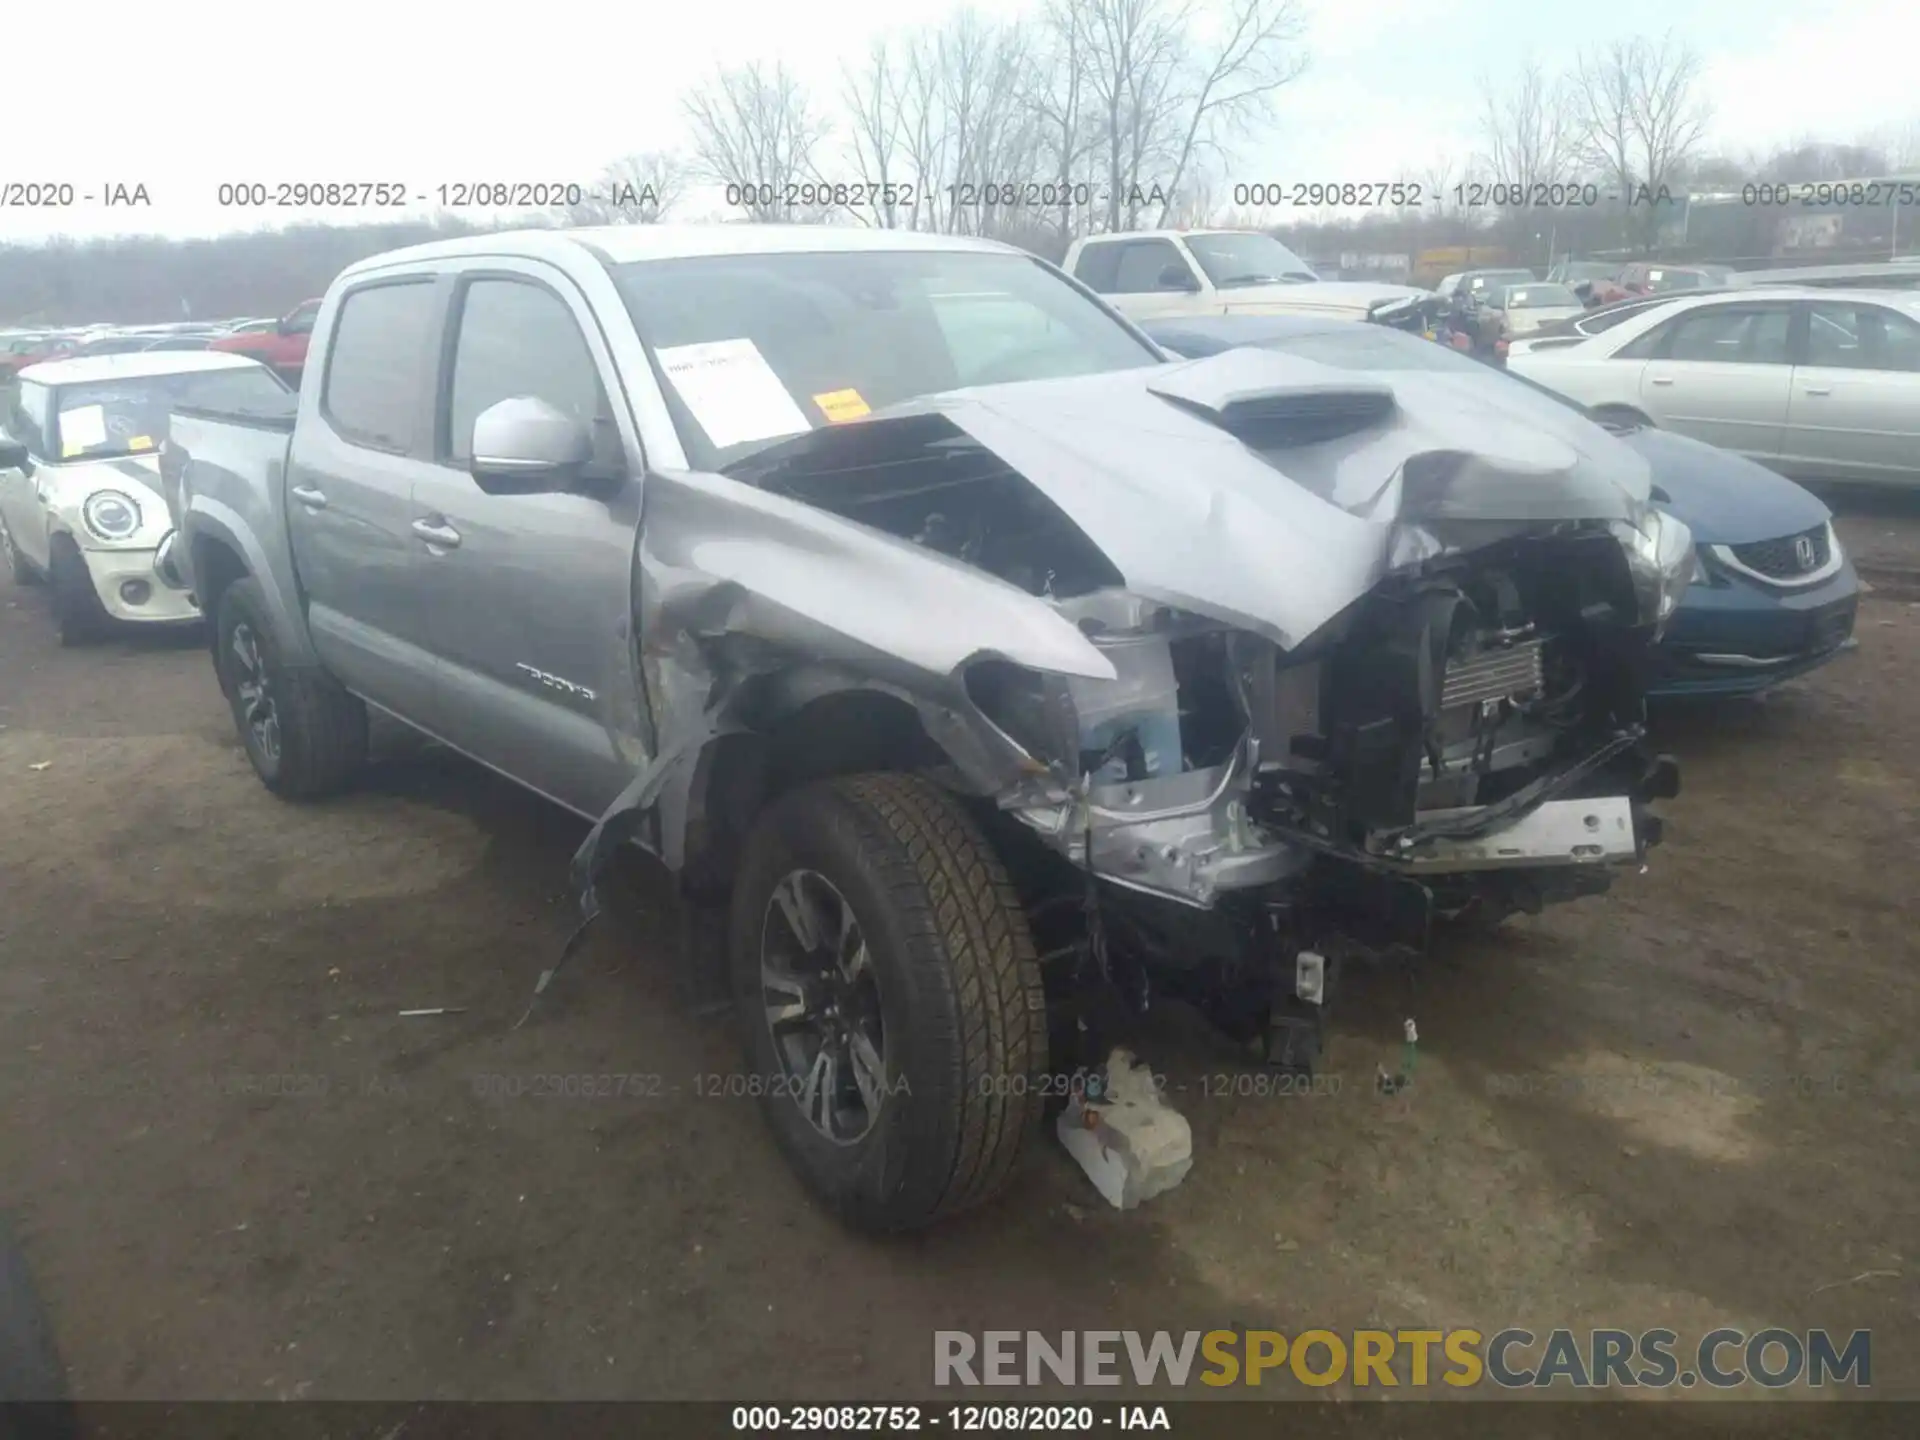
1440,637,1545,711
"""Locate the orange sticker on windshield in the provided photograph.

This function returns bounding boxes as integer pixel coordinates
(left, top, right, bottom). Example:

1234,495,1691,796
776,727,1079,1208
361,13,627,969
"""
813,388,871,423
128,435,154,450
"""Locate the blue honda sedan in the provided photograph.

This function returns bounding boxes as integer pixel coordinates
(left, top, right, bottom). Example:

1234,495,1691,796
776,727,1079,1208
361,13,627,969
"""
1138,314,1860,699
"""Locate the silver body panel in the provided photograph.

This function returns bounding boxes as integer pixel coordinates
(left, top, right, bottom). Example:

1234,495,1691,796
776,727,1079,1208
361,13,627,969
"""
166,225,1664,905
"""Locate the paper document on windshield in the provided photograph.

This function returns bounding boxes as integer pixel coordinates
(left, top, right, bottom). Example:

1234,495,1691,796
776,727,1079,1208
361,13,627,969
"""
654,339,812,450
60,404,108,456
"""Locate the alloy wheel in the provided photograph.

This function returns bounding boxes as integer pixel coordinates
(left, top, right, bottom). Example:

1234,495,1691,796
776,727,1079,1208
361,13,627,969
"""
229,622,282,764
759,869,889,1144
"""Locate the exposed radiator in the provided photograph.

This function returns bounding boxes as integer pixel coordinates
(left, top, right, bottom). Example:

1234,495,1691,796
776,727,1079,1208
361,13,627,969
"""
1442,638,1545,710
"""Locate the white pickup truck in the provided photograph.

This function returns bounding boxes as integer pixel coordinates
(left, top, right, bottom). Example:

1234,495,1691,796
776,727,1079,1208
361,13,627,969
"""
1063,228,1424,324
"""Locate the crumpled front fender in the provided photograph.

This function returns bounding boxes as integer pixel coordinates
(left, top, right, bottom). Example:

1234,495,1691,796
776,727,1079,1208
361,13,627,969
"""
635,466,1115,692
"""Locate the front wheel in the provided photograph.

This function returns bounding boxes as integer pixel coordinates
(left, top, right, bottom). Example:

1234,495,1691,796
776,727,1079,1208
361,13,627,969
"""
214,577,368,798
0,514,42,587
729,773,1048,1233
47,539,111,646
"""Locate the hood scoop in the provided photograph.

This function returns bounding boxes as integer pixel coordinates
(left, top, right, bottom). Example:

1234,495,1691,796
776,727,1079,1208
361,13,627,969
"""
1147,350,1396,448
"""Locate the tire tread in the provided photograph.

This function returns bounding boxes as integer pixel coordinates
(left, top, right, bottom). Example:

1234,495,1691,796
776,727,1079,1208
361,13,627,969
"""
836,773,1047,1222
216,578,367,799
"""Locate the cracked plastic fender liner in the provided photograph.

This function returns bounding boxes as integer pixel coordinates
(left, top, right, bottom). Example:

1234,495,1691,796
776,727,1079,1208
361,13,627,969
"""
514,685,745,1028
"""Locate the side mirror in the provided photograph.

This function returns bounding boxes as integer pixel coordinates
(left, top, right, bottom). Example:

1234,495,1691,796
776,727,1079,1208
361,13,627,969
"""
1157,264,1200,292
469,396,594,495
0,437,28,472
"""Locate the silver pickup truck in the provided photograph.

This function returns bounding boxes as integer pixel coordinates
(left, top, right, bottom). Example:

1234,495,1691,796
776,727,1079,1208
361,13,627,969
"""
154,224,1685,1231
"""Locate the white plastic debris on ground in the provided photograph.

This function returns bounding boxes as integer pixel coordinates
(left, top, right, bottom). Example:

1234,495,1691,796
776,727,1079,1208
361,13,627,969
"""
1056,1047,1193,1210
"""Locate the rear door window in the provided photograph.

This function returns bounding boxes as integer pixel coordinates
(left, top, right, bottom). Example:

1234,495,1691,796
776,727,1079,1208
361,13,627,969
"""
1622,304,1793,364
321,281,437,452
1807,302,1920,372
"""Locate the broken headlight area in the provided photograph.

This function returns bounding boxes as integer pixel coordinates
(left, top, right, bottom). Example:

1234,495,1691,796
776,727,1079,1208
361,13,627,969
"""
962,530,1676,1072
970,527,1666,891
1612,507,1696,636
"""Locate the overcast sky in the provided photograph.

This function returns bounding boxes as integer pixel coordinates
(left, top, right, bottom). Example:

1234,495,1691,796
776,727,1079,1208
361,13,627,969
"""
4,0,1913,244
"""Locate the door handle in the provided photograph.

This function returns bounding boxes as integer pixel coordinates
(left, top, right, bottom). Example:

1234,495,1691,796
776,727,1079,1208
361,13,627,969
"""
411,519,461,549
1649,376,1674,386
1802,386,1832,396
290,485,327,509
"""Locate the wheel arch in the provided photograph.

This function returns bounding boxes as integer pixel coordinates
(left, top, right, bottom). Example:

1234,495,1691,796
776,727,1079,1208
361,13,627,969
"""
181,499,321,667
677,685,955,904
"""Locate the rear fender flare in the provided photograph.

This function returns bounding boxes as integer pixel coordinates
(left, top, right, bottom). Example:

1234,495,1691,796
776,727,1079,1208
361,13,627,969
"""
184,496,320,668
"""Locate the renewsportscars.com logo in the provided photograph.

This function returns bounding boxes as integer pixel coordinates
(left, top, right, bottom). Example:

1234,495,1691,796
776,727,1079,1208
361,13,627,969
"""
934,1328,1871,1390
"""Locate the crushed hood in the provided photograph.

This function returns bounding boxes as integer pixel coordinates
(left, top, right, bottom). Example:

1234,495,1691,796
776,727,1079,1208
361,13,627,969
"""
854,347,1657,648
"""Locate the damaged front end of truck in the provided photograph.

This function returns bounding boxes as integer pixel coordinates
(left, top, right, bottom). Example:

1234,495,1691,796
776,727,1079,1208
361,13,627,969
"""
574,346,1684,1073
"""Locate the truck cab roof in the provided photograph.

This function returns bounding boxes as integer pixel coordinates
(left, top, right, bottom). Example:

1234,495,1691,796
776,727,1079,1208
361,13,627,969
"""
340,224,1022,283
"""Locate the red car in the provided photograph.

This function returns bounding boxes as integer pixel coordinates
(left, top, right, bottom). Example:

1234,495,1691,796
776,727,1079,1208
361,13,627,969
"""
0,332,84,380
207,299,323,380
1586,262,1735,307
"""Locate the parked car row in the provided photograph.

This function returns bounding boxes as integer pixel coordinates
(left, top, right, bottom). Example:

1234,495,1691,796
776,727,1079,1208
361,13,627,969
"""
1507,286,1920,489
0,221,1875,1235
0,301,321,383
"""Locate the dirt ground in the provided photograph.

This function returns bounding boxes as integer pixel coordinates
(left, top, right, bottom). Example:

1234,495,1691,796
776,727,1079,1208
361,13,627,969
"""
1,501,1917,1406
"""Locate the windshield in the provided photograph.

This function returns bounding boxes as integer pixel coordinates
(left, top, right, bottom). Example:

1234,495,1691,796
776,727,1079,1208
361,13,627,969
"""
610,249,1162,471
1503,284,1581,309
1182,232,1318,288
1558,262,1617,281
50,366,292,462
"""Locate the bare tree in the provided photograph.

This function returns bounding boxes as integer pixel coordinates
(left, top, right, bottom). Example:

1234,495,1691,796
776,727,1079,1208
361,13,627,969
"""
1152,0,1309,226
684,61,832,222
1076,0,1189,230
933,12,1037,235
1758,139,1889,182
1160,167,1221,227
1025,0,1101,242
840,37,912,227
1474,60,1574,255
885,12,1044,240
1419,155,1471,228
559,152,686,226
1878,118,1920,173
1567,33,1710,251
1476,59,1572,193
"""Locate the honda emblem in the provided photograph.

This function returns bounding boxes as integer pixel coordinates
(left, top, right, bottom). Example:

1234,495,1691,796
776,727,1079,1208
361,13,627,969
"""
1794,535,1816,570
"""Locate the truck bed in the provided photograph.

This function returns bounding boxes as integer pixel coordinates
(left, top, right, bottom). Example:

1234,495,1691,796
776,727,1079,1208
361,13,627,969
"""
171,396,298,431
159,407,301,593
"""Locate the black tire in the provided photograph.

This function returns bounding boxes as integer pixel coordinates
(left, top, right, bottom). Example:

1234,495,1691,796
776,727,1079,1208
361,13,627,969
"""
0,1215,77,1440
1592,404,1654,431
728,773,1048,1233
0,513,41,587
1435,901,1515,936
214,576,367,798
47,539,111,646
